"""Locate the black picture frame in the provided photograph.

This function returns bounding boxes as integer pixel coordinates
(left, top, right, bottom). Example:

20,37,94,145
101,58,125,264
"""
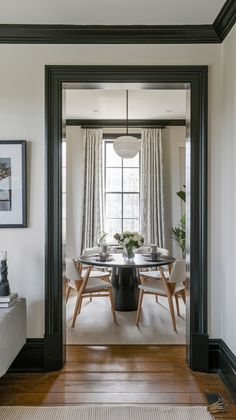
0,140,27,228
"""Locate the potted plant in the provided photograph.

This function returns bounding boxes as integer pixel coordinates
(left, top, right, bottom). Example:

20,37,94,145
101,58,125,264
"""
170,189,186,258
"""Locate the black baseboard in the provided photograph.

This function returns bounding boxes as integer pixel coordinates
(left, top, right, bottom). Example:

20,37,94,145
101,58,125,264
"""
190,333,209,372
9,338,44,372
209,339,236,402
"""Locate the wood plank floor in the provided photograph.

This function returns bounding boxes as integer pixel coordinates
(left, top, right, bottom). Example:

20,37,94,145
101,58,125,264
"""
0,345,235,418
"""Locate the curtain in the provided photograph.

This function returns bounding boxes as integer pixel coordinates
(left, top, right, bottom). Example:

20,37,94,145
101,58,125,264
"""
81,129,104,252
140,128,165,247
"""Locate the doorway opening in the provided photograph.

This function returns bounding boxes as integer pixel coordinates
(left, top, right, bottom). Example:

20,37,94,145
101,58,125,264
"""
63,84,187,346
45,66,208,372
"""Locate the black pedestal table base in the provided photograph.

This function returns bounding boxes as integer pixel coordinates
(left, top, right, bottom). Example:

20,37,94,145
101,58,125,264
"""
111,266,140,311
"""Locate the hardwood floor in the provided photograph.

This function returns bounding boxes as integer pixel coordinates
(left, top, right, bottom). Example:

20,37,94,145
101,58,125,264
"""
0,345,235,418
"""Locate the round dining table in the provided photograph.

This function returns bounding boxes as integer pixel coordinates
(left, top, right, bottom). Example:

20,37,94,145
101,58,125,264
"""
78,253,175,311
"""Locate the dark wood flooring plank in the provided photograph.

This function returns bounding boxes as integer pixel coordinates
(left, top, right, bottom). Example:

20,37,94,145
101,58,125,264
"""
0,344,234,417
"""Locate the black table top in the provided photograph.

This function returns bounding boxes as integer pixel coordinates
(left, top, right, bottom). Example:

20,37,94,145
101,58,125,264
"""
78,253,175,269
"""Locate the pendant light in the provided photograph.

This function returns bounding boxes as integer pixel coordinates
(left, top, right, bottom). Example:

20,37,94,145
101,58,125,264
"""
113,90,141,159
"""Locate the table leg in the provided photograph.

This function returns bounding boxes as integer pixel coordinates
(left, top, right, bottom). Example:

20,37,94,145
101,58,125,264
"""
111,267,140,311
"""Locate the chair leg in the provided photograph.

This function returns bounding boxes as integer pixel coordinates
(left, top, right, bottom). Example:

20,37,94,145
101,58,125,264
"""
90,293,92,302
166,292,177,332
175,294,180,316
78,296,83,314
180,289,186,304
65,286,71,303
155,295,158,303
136,289,144,325
72,294,82,327
108,288,117,324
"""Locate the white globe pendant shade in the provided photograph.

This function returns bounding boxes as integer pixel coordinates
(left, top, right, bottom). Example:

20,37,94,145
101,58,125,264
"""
113,135,141,159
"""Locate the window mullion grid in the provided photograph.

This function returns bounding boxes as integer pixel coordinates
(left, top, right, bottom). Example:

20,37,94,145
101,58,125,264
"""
104,140,141,236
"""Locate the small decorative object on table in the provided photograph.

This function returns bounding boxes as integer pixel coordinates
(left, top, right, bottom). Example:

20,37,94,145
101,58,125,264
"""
150,244,161,261
114,231,144,262
98,232,109,260
0,251,10,296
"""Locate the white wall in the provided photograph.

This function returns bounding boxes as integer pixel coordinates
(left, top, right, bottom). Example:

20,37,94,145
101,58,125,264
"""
0,43,221,339
163,126,186,258
219,25,236,354
66,126,84,258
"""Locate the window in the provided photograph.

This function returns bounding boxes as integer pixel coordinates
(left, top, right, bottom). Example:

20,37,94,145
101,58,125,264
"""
104,140,140,243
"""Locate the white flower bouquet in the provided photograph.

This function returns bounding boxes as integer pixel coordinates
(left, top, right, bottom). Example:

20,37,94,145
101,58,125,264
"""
114,231,144,249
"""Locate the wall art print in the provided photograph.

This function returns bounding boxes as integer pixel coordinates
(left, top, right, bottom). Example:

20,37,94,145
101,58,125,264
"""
0,141,27,227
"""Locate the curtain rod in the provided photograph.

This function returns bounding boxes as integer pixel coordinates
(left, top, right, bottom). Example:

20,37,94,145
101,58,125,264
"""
66,119,186,128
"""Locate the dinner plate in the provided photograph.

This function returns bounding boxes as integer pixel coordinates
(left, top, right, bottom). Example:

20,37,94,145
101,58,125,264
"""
92,257,113,262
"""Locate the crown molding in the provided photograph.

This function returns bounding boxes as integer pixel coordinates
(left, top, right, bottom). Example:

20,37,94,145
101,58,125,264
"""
213,0,236,42
0,24,218,44
0,1,234,44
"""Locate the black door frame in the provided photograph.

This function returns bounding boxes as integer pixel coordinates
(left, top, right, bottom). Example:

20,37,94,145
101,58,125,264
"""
45,65,208,371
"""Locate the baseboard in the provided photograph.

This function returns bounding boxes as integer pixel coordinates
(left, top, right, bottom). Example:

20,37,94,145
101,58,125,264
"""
9,338,45,372
209,338,236,402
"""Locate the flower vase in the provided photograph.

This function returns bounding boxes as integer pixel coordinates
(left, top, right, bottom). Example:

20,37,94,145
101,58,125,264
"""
124,245,135,262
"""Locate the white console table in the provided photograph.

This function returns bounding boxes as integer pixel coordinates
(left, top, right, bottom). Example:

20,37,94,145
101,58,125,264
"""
0,298,26,376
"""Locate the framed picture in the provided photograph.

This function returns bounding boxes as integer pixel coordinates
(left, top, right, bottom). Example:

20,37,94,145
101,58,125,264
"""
0,141,27,228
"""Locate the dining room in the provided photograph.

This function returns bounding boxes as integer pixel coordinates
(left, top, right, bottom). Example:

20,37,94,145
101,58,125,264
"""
63,85,187,346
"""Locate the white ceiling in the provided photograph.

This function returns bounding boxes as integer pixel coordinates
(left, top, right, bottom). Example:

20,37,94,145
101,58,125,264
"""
1,0,225,25
65,89,187,120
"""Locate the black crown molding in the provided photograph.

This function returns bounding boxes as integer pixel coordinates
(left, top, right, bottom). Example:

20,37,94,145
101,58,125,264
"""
66,119,186,128
213,0,236,42
0,0,235,44
0,24,218,44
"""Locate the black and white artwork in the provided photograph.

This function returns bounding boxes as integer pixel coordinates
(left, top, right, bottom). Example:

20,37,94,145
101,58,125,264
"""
0,141,27,227
0,158,12,211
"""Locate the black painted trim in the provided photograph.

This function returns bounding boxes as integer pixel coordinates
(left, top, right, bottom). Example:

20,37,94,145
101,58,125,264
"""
0,24,218,44
66,119,186,128
8,338,44,372
45,65,208,372
0,0,235,44
213,0,236,42
209,339,236,402
190,333,209,372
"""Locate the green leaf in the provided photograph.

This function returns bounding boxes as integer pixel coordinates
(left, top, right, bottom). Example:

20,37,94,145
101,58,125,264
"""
177,190,186,202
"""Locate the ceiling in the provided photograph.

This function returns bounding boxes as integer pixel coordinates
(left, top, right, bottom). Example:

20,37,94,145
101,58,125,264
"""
65,89,187,120
0,0,225,25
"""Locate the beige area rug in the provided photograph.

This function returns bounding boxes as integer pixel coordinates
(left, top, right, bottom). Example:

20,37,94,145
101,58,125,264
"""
66,292,186,345
0,406,213,420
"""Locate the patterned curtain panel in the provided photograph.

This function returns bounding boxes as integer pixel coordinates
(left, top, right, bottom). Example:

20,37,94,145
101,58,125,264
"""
140,129,165,247
81,129,104,252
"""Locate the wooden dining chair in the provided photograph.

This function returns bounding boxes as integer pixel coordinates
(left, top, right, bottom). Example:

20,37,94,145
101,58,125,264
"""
136,260,186,331
65,259,117,327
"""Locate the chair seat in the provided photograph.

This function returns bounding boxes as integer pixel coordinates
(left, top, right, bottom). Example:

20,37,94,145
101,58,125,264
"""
174,284,185,294
84,278,112,292
68,277,112,292
81,270,110,278
139,270,170,279
139,279,185,295
139,279,166,294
